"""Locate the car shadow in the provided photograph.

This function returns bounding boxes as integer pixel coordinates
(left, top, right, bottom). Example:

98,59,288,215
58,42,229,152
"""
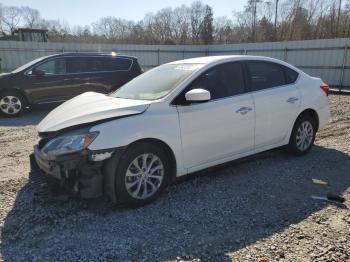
0,105,56,127
1,145,349,261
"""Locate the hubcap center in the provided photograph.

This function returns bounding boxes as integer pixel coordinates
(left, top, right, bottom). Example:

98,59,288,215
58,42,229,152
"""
141,170,149,180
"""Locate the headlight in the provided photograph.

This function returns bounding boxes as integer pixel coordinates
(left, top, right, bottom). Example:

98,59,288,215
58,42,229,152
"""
41,131,99,157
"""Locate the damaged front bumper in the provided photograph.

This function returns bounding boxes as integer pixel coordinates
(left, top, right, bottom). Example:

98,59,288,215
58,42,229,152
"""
33,145,115,198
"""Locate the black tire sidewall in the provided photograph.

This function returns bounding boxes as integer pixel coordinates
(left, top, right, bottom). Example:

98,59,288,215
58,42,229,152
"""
289,115,316,156
0,91,26,117
114,142,170,206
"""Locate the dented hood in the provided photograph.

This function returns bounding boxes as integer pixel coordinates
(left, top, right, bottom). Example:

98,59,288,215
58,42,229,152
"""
37,92,151,133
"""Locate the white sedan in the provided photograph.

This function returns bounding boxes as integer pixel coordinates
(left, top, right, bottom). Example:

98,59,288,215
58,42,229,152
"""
34,55,330,206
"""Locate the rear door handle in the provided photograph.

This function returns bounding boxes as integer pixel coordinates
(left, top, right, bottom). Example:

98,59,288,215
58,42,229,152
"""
286,97,299,103
236,106,252,115
64,78,80,81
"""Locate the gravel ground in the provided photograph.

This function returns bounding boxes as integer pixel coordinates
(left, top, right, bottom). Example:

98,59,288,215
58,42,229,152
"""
0,95,349,262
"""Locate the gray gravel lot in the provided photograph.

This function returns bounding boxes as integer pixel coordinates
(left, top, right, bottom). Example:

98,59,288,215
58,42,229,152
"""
0,95,349,261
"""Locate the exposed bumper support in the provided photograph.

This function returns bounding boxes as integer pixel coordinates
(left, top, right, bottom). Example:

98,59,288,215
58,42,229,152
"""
33,145,116,198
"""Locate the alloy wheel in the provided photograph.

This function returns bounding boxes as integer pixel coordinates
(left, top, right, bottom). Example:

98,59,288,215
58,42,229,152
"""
125,153,164,199
296,120,314,151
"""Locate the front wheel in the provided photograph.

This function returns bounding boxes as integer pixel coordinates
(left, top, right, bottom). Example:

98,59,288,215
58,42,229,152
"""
114,142,170,206
0,92,26,117
288,115,316,156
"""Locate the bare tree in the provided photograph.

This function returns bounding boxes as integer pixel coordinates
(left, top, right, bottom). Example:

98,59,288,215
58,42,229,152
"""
274,0,279,28
0,6,22,35
258,16,275,41
233,7,252,42
214,16,236,43
246,0,262,41
2,0,350,44
153,8,173,43
92,17,117,39
0,3,4,35
21,6,40,28
92,16,135,43
190,1,206,43
172,5,190,44
336,0,342,34
200,5,214,44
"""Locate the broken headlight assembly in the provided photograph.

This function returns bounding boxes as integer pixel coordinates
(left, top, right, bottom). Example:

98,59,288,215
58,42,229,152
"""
41,131,99,158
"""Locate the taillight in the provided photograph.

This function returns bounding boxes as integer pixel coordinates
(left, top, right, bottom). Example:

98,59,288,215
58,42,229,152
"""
320,83,330,96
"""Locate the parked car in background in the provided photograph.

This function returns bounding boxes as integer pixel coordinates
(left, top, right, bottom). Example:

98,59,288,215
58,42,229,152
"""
0,52,143,117
34,55,330,206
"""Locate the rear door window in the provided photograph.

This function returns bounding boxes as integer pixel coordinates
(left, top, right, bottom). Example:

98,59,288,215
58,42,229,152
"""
66,57,104,73
246,61,286,91
67,57,89,73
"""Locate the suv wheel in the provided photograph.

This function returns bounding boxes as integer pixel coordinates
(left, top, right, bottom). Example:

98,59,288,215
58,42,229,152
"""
0,91,26,117
288,115,316,156
114,142,170,206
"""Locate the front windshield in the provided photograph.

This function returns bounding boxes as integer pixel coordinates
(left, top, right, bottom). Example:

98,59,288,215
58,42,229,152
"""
11,55,50,73
110,63,203,100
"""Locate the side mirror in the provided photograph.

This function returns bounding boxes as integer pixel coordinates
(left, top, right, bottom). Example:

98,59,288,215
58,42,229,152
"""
185,88,211,102
32,69,45,76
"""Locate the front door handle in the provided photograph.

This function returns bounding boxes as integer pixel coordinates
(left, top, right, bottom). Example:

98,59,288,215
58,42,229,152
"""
286,97,299,103
236,106,252,115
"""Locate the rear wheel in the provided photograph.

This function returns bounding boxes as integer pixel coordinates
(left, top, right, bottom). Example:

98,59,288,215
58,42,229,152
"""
0,91,26,117
114,142,170,206
288,115,316,156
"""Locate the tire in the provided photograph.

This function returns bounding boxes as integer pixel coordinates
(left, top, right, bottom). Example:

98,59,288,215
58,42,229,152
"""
114,142,170,207
0,91,26,117
288,114,316,156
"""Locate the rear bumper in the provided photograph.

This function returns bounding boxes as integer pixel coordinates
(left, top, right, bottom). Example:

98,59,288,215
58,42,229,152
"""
33,145,104,198
317,104,331,129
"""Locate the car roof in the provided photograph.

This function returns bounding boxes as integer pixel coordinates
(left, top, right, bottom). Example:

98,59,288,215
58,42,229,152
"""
167,55,301,73
47,52,137,60
168,55,285,65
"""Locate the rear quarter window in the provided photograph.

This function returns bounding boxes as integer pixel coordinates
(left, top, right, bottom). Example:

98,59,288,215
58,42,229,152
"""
284,66,299,84
104,57,132,71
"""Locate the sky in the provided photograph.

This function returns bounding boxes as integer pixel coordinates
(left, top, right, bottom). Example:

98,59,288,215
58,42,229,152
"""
0,0,247,27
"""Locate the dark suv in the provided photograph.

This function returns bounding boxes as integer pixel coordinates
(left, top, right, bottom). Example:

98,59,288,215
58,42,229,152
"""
0,52,143,117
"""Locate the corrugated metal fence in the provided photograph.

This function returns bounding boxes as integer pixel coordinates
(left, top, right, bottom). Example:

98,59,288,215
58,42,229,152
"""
1,38,350,89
